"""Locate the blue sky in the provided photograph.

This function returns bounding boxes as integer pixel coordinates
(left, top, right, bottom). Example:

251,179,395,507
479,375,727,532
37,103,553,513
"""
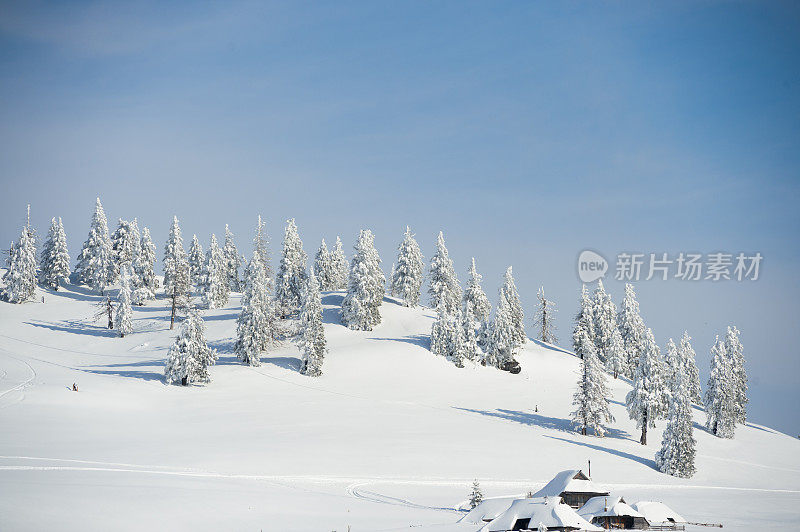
1,1,799,434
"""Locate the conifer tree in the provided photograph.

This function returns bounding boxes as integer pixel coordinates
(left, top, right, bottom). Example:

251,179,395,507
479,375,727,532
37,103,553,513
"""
656,349,697,478
188,234,204,289
74,198,113,293
617,283,646,378
111,219,139,280
299,272,326,376
533,286,557,344
252,215,271,277
341,229,385,330
500,267,525,346
330,236,349,290
431,306,466,368
428,232,462,314
573,285,595,359
313,239,335,291
725,326,748,423
164,309,218,385
705,336,737,438
463,258,492,353
222,225,242,291
664,338,681,389
571,329,614,436
606,327,626,379
202,234,229,309
2,226,37,303
592,279,617,363
163,216,190,303
275,218,308,317
485,293,518,370
132,227,156,305
679,331,702,404
235,252,273,366
114,267,134,337
461,303,482,362
39,217,70,290
468,480,483,509
626,328,667,445
390,227,424,308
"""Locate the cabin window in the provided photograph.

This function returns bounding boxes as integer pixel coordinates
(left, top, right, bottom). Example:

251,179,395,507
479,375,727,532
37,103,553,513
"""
512,518,531,530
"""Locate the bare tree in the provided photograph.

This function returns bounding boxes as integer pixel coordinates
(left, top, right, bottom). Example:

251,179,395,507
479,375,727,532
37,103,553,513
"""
534,286,557,344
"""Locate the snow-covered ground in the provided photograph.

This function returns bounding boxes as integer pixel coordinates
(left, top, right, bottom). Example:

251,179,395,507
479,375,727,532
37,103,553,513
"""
0,283,798,531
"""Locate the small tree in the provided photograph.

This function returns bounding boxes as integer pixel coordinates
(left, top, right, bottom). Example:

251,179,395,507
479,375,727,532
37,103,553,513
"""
74,198,113,293
202,234,229,309
705,336,736,438
571,329,614,436
606,327,626,379
573,285,594,359
252,215,272,277
485,294,518,370
341,230,385,331
235,252,273,366
223,224,242,291
275,218,308,318
533,286,557,344
114,267,134,337
330,236,349,290
390,226,424,308
679,331,702,404
132,227,157,305
164,308,218,386
431,306,466,368
500,267,525,346
313,239,335,291
468,480,483,509
656,352,697,478
725,326,747,423
626,328,667,445
617,283,646,378
163,216,190,304
39,217,70,290
111,218,140,281
188,234,205,289
463,258,491,323
592,279,617,363
299,272,326,376
428,232,461,314
2,226,37,303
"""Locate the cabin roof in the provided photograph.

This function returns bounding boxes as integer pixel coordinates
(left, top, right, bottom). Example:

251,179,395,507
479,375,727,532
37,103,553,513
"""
481,496,602,532
630,501,686,523
578,496,646,520
532,469,609,498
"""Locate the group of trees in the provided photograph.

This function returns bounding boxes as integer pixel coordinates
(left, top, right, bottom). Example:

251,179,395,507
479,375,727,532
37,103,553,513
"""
571,279,749,479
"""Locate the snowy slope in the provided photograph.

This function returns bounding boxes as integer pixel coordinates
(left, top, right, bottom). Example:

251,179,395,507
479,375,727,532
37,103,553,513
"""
0,282,798,531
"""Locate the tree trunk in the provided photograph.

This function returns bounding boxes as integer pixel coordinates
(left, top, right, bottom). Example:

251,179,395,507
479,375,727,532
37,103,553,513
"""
640,411,648,445
107,300,113,329
170,287,177,330
581,425,587,436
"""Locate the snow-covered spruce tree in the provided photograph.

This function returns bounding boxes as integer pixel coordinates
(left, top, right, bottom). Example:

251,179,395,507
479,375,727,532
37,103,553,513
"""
188,234,204,289
484,293,518,370
202,234,229,309
656,349,697,478
275,218,308,318
571,329,614,436
252,215,273,280
463,258,492,353
431,306,467,368
500,267,525,346
428,232,462,315
2,227,37,303
110,219,139,281
592,279,617,364
725,326,748,423
164,308,218,386
533,286,558,344
341,230,385,331
114,267,134,337
223,225,241,292
468,480,483,509
390,226,424,308
313,239,334,291
235,252,273,366
461,303,481,362
617,283,646,378
679,331,702,404
74,198,113,293
705,336,737,438
664,338,681,390
131,227,156,305
330,236,349,290
39,217,70,290
299,272,326,376
626,328,667,445
163,216,190,303
606,327,626,379
573,285,595,359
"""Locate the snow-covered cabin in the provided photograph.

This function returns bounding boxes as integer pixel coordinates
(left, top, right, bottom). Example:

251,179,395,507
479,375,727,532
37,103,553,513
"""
531,470,610,509
630,501,686,528
577,496,649,530
481,496,602,532
462,496,519,525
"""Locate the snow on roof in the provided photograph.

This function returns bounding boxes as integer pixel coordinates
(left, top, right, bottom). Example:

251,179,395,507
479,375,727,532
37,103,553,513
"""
578,496,645,520
532,470,609,498
461,496,519,524
481,496,602,532
630,501,686,524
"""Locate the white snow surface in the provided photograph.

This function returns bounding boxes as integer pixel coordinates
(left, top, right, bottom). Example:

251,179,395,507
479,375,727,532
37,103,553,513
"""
0,282,798,531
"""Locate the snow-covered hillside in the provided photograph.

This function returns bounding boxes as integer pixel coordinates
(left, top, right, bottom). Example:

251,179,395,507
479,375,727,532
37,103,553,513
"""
0,283,798,531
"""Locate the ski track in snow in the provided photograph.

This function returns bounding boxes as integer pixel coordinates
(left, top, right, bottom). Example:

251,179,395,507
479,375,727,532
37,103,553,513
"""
0,347,36,405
